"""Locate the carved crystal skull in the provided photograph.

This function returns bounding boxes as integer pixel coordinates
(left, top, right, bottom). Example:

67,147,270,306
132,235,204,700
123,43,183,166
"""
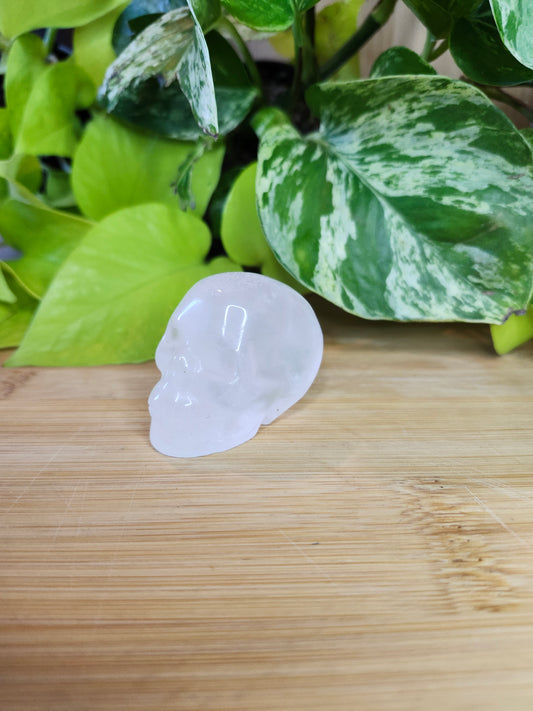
148,272,323,457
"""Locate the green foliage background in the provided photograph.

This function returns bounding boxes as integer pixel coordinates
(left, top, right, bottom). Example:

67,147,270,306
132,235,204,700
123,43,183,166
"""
0,0,532,364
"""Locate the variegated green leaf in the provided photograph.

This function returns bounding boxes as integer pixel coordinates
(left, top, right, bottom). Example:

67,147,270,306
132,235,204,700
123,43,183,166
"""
256,78,533,323
100,31,256,140
220,0,319,31
490,0,533,69
370,47,437,78
99,6,218,136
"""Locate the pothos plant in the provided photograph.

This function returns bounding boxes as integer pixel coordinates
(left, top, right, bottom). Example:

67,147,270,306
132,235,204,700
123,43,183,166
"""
0,0,532,366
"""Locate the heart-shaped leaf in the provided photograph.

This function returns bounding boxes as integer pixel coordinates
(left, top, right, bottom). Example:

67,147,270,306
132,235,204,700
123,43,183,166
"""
256,78,533,323
99,6,218,136
71,113,224,219
7,202,240,366
490,0,533,70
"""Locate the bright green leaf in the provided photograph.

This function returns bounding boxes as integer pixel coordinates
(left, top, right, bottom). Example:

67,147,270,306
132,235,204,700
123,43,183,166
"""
101,30,257,140
490,0,533,70
71,113,224,220
221,162,306,291
450,2,533,85
491,306,533,354
6,35,95,158
0,199,92,298
221,163,271,266
0,108,13,159
0,268,16,303
7,202,240,366
0,0,129,39
256,79,533,323
73,2,129,88
99,6,218,136
370,47,437,78
0,268,38,349
221,0,319,31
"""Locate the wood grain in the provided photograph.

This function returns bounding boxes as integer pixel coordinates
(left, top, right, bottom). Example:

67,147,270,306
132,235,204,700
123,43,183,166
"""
2,299,533,710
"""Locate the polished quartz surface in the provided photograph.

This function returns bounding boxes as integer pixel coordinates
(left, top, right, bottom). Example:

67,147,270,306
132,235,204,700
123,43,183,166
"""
149,272,323,457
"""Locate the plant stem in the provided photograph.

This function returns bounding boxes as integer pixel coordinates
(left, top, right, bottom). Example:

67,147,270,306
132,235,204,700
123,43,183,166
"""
428,38,449,62
421,30,435,61
290,7,318,120
43,28,58,56
319,0,398,80
217,17,263,97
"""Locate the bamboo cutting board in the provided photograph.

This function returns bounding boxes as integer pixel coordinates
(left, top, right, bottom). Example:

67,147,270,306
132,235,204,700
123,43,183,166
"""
2,298,533,710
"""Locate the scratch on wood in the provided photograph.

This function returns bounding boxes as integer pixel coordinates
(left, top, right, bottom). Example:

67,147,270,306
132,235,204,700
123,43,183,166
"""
464,486,530,549
279,529,338,587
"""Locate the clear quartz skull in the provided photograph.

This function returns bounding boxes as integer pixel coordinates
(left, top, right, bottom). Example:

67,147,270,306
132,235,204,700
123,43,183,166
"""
148,272,323,457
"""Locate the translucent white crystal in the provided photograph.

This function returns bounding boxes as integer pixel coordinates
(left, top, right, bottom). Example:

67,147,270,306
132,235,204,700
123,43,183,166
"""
148,272,323,458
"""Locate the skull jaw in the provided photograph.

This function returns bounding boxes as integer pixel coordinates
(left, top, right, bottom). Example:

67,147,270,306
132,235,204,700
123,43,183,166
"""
149,406,264,458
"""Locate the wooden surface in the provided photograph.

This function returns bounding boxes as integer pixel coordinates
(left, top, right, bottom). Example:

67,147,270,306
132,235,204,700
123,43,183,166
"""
2,299,533,710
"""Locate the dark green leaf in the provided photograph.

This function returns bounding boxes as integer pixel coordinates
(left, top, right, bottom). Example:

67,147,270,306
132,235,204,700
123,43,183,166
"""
490,0,533,69
402,0,481,38
450,2,533,85
370,47,437,78
71,114,224,220
256,79,533,323
7,202,240,366
100,31,257,139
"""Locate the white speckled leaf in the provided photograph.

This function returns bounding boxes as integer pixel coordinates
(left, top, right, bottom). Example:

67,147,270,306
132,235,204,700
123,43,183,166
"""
490,0,533,69
99,5,218,136
256,78,533,323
